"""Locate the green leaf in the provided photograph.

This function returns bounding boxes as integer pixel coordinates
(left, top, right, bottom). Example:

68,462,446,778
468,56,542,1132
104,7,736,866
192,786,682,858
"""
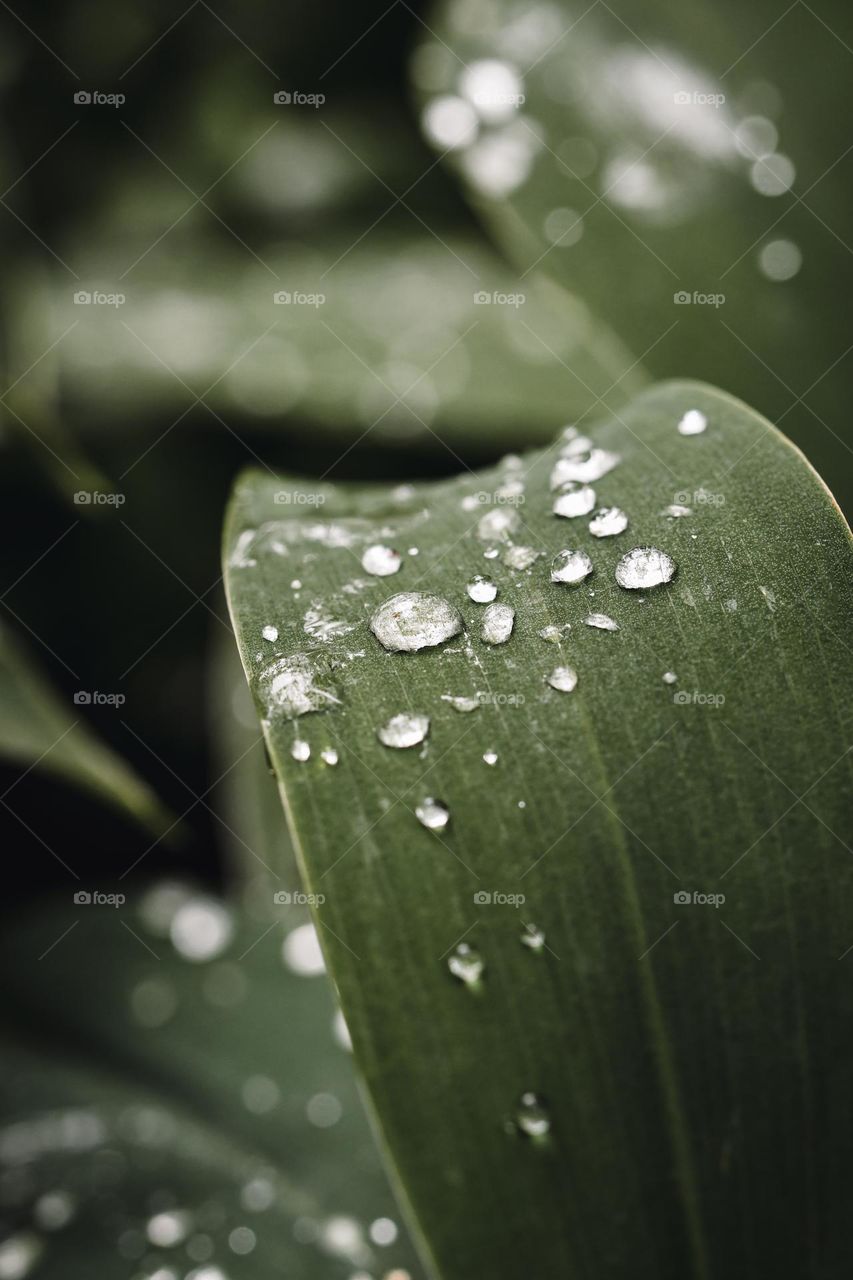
412,0,853,508
0,622,173,837
0,889,424,1279
223,380,853,1279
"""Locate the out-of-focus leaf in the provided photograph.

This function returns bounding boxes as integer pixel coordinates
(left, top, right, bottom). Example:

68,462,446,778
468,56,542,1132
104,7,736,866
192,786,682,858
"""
223,379,853,1280
412,0,853,508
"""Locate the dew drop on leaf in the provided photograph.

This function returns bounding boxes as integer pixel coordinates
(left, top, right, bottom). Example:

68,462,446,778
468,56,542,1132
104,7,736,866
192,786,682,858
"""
662,671,678,684
361,544,402,576
283,923,325,976
259,654,340,719
441,694,480,713
550,549,593,585
515,1092,551,1138
553,482,596,518
662,503,693,518
677,409,708,436
447,942,484,985
584,613,619,632
520,923,546,951
377,713,430,749
481,602,515,645
502,545,541,571
588,507,628,538
550,448,620,489
291,739,311,762
415,797,450,830
467,575,498,603
321,747,339,766
370,592,463,652
483,750,499,766
546,665,578,693
261,625,278,642
615,547,676,589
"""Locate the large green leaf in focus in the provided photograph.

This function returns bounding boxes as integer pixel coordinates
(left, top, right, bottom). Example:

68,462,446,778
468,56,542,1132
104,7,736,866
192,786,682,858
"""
412,0,853,508
0,889,424,1279
224,380,853,1279
0,622,172,837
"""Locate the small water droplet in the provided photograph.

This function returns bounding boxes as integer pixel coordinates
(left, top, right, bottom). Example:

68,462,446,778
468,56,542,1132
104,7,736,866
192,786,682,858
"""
515,1091,551,1138
615,547,676,589
477,507,520,541
447,941,484,985
291,739,311,762
283,923,325,976
550,447,620,489
370,593,463,652
290,578,302,589
321,747,339,766
551,549,593,585
662,671,677,684
377,713,430,749
483,546,500,560
553,482,596,518
441,694,480,713
546,665,578,693
416,797,450,830
589,507,628,538
677,409,707,436
482,602,515,645
259,653,340,719
662,503,692,518
521,923,546,951
502,544,541,570
369,1217,398,1247
147,1209,192,1247
538,624,569,643
584,613,619,631
467,575,498,603
262,624,278,642
170,897,233,962
560,432,593,456
483,750,499,766
362,544,402,576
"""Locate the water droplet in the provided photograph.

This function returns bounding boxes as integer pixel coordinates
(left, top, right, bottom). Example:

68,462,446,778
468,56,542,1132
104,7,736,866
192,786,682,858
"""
560,432,593,455
415,797,450,830
662,671,677,684
147,1209,192,1247
550,447,620,489
502,544,541,570
291,738,311,762
539,623,569,642
677,409,707,436
441,694,480,713
515,1092,551,1137
483,546,500,560
447,942,484,985
362,544,402,576
422,94,479,150
290,578,302,589
262,625,278,642
459,58,524,125
758,237,801,281
551,549,593,585
662,503,692,517
477,507,520,541
321,747,339,766
723,597,738,612
306,1092,343,1128
369,1217,398,1246
483,750,499,766
0,1235,42,1279
170,897,233,963
229,1226,257,1256
259,653,340,719
589,507,628,538
370,592,463,652
750,151,795,196
377,713,430,749
242,1075,279,1115
283,923,325,976
33,1192,75,1232
521,923,546,951
553,482,596,518
615,547,676,589
546,665,578,693
481,602,515,644
467,575,498,603
584,613,619,632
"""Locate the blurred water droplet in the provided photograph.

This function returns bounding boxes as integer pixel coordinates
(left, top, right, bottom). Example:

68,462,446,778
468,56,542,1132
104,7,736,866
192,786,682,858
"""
589,507,628,538
369,1217,399,1246
283,924,325,976
551,549,593,585
362,544,402,576
370,592,463,652
0,1235,42,1279
441,694,480,713
147,1209,192,1247
378,713,431,748
259,654,340,719
477,507,520,541
447,942,484,985
515,1092,551,1138
33,1192,75,1232
170,898,233,963
502,544,540,570
321,747,339,766
482,602,515,644
584,613,619,632
306,1092,343,1128
662,671,678,684
229,1227,257,1256
553,482,596,518
291,739,311,762
546,666,578,693
615,547,676,589
677,409,707,436
521,923,546,951
662,503,692,518
550,448,620,489
467,575,498,603
416,797,450,830
483,750,499,766
539,624,569,643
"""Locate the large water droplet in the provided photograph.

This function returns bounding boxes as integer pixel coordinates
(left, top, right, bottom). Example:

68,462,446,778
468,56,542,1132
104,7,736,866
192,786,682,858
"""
291,739,311,762
370,593,463,652
415,797,450,830
615,547,676,589
677,409,707,436
584,613,619,631
588,507,628,538
447,941,484,985
361,544,402,576
546,665,578,693
482,602,515,644
378,713,430,749
550,447,620,489
467,575,498,603
553,482,596,518
551,549,593,585
515,1092,551,1138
